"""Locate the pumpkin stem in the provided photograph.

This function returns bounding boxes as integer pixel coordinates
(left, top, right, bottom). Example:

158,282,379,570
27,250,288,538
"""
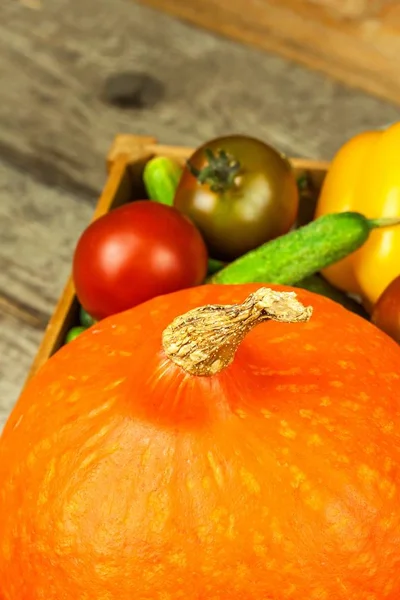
162,287,313,377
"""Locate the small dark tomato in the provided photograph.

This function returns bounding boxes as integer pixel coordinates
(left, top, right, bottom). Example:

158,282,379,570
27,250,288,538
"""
173,135,299,261
371,275,400,343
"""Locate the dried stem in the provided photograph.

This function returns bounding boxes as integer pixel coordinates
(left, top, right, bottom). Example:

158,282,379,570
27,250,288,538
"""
186,148,241,193
162,287,313,377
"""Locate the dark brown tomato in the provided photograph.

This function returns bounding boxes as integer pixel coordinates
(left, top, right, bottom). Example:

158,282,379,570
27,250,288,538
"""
173,135,299,262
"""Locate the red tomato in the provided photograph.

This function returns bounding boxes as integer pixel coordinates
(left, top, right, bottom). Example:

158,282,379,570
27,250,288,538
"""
73,201,208,320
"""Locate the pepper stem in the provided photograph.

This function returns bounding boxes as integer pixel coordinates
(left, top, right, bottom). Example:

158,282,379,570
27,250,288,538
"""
162,287,313,377
187,148,242,193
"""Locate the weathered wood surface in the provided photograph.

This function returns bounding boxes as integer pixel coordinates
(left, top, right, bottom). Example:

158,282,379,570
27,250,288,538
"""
0,0,398,430
139,0,400,106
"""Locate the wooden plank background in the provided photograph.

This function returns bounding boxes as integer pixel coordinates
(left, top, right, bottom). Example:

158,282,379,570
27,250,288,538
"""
137,0,400,106
0,0,398,430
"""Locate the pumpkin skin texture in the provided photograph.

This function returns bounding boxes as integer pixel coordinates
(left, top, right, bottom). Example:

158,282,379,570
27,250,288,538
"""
1,284,400,600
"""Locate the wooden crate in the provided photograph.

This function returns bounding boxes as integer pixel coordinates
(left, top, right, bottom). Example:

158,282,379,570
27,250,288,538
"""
23,134,330,387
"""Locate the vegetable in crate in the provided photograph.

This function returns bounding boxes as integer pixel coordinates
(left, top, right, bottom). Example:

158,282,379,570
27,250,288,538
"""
174,134,299,261
210,211,400,285
64,307,98,345
2,284,400,600
143,156,183,206
79,306,97,328
315,121,400,307
64,325,87,343
295,273,368,318
73,201,208,320
371,274,400,343
142,154,227,276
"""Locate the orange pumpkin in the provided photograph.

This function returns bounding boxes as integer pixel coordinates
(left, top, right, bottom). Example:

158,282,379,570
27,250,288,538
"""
1,283,400,600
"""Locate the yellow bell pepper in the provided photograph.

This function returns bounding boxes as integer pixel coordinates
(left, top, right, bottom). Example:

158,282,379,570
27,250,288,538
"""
314,122,400,310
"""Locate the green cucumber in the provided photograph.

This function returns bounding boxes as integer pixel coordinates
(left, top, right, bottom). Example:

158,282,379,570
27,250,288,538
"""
295,274,368,319
143,156,183,206
209,212,400,285
65,326,87,344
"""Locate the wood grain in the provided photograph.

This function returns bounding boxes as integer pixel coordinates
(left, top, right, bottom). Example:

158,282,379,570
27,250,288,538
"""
0,162,93,319
0,0,397,194
137,0,400,106
0,0,398,428
309,0,391,19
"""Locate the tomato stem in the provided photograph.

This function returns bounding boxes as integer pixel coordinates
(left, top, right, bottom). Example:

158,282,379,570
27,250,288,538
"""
187,148,242,193
162,287,313,377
